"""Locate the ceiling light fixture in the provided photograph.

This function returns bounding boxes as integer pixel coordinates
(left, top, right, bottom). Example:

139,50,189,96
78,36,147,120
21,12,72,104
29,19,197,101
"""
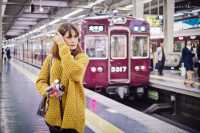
39,0,44,12
12,0,107,40
39,6,44,12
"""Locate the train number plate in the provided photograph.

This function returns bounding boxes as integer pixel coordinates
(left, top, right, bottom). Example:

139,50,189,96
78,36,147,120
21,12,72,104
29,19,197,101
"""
111,66,127,73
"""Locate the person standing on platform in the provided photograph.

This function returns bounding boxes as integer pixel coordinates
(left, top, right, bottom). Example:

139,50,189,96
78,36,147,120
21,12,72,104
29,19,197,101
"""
35,23,89,133
197,43,200,81
182,41,194,87
156,42,165,75
6,47,11,61
150,44,154,71
3,48,7,61
2,48,4,59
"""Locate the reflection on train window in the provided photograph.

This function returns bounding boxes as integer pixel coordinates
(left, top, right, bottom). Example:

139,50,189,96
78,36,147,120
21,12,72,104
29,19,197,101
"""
111,35,127,59
132,36,148,57
85,36,107,58
32,40,42,66
27,40,33,64
42,37,52,59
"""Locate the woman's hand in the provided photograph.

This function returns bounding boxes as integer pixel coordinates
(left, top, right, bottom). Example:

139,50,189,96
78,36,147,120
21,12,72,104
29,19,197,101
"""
46,86,59,98
53,32,66,46
53,32,71,57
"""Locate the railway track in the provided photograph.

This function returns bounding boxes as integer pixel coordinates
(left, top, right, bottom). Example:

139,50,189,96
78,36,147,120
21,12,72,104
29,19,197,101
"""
98,88,200,133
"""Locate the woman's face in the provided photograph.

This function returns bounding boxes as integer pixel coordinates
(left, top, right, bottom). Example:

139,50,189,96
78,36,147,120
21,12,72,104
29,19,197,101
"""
63,30,78,50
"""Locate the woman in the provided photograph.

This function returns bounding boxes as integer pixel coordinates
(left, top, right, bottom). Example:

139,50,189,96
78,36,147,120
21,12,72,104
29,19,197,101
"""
35,23,89,133
182,41,194,87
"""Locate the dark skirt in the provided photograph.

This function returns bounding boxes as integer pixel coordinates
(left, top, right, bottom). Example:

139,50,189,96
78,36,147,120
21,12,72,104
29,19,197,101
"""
184,64,193,71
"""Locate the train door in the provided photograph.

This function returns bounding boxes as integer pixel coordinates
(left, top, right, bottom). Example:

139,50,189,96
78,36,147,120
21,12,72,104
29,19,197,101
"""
109,28,130,83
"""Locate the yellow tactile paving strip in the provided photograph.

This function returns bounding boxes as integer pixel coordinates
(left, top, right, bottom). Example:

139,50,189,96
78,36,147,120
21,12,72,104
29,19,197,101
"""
85,110,124,133
10,61,124,133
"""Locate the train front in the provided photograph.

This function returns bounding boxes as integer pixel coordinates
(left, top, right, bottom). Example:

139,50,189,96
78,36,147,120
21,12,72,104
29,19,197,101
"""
81,15,150,99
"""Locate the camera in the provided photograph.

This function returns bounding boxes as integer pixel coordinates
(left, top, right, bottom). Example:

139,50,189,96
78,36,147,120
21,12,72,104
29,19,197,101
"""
47,79,64,97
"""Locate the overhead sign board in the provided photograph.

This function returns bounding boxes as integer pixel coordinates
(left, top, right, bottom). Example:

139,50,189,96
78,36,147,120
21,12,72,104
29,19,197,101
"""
145,16,160,27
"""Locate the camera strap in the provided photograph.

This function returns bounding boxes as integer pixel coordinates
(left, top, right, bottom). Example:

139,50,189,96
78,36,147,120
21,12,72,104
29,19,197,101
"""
46,55,63,120
48,55,64,120
59,96,64,120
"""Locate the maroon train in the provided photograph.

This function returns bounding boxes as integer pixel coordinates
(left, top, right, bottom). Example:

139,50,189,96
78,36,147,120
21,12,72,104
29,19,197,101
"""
11,15,150,99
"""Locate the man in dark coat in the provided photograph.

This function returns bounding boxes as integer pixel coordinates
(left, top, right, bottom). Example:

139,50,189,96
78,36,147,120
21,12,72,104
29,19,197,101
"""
6,48,11,60
197,43,200,80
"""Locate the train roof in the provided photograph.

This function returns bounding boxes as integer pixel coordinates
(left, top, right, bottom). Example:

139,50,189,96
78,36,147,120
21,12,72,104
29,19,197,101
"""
83,15,147,22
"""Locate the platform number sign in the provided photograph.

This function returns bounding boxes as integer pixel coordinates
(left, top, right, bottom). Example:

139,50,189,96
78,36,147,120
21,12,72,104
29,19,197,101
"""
89,25,104,32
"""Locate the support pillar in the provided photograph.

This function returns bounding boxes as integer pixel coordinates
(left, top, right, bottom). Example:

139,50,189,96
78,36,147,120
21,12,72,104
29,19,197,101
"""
132,0,144,18
163,0,174,54
0,0,3,74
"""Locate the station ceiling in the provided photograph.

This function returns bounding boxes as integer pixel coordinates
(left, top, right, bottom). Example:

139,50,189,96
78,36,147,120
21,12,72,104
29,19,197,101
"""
2,0,200,39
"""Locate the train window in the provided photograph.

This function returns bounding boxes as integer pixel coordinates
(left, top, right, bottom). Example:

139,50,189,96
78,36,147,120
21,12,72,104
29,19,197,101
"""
132,36,148,57
85,35,108,59
43,37,52,55
32,39,42,66
111,35,127,59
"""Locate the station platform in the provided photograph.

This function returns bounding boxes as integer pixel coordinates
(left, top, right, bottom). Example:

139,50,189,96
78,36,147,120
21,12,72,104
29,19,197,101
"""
0,60,191,133
150,70,200,98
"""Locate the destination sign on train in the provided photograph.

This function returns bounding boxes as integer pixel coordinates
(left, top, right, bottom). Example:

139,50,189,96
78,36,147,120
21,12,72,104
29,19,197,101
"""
111,17,127,24
88,25,104,32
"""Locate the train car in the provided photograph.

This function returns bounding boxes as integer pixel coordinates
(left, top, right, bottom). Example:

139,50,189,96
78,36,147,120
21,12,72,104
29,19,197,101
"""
81,15,150,98
11,15,150,99
151,28,200,68
12,34,52,68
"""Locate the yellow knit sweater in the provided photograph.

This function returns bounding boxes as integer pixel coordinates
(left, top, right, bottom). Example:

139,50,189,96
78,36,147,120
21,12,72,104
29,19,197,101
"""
35,43,89,133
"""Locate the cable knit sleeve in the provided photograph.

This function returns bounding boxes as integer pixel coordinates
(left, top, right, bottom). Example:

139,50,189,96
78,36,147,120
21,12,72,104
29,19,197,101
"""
35,55,51,96
58,44,89,82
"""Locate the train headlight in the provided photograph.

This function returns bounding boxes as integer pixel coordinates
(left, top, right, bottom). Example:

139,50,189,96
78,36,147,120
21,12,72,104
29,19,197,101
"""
140,26,145,32
140,66,145,71
90,67,96,72
134,26,139,32
178,36,183,40
190,35,196,39
97,66,103,72
135,66,140,71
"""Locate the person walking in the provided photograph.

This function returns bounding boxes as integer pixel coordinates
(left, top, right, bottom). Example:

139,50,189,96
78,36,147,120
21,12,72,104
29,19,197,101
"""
35,23,89,133
6,47,11,60
182,41,194,87
156,42,165,75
